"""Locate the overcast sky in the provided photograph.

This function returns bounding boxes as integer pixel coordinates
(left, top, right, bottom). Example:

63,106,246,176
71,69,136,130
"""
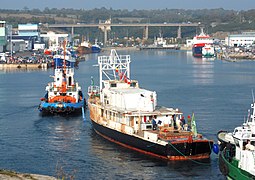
1,0,255,11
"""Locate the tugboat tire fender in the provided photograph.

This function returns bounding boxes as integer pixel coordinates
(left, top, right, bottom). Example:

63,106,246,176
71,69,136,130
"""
66,106,71,112
56,107,61,112
50,107,54,112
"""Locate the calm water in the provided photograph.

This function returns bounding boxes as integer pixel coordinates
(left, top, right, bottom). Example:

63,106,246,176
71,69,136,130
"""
1,50,255,179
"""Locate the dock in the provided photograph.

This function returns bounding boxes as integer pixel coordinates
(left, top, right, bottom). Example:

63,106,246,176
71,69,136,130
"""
0,63,50,70
139,46,180,50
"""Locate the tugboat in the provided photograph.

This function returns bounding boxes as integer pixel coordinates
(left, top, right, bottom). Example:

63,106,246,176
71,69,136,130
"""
38,41,85,115
218,100,255,179
87,49,213,160
202,44,215,58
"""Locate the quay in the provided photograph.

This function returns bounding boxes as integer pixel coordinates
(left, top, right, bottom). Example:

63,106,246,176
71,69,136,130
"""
0,63,49,69
139,46,180,50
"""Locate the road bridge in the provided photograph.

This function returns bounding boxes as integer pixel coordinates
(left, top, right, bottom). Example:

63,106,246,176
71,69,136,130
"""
44,22,200,45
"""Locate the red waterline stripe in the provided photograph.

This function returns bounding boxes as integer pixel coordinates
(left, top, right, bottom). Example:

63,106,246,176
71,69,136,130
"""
94,129,210,161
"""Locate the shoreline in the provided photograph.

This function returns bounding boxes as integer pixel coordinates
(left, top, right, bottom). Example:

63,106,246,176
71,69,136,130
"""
0,169,56,180
0,63,49,70
102,46,139,51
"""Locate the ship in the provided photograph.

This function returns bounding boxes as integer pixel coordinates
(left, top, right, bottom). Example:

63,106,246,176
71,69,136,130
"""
91,44,101,53
91,39,102,53
77,40,101,55
202,44,215,58
38,41,85,115
140,33,180,50
192,27,214,57
87,49,213,160
217,100,255,179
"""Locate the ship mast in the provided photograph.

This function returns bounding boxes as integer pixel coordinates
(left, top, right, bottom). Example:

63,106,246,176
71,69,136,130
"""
98,49,131,90
61,40,67,94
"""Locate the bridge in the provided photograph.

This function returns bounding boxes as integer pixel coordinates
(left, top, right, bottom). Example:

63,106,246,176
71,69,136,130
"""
45,21,200,45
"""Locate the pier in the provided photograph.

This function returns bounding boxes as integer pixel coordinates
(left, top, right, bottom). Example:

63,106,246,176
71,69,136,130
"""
0,63,49,70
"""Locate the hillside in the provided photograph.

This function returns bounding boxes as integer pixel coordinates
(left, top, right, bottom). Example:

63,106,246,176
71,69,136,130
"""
0,8,255,39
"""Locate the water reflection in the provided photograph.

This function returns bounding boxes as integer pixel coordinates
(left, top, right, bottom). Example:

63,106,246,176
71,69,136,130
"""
189,57,215,85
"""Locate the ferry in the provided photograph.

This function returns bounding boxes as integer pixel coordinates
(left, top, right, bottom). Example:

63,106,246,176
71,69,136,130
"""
218,100,255,179
192,27,214,57
38,41,85,115
87,49,213,160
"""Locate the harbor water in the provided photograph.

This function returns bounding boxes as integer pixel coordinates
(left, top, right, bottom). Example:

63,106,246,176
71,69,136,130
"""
1,50,255,179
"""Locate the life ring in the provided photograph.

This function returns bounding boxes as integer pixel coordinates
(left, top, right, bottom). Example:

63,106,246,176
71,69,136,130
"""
219,152,229,176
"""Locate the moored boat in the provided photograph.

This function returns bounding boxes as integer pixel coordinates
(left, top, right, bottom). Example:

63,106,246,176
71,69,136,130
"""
38,41,85,115
217,100,255,179
202,44,215,58
192,27,214,58
87,49,213,160
91,44,101,53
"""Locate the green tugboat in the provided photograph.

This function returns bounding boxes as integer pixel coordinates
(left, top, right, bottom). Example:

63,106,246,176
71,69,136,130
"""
217,101,255,179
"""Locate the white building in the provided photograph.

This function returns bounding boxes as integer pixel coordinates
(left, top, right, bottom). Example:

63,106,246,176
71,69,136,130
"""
225,32,255,47
0,21,7,52
40,31,69,48
18,24,40,37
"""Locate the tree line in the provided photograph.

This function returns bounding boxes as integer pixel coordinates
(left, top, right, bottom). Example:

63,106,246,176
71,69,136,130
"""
0,7,255,40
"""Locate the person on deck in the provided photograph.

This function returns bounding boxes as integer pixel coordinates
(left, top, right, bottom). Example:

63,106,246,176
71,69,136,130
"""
152,117,157,130
180,116,186,128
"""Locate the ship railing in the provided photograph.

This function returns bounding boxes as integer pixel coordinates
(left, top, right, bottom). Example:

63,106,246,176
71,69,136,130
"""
98,55,131,65
67,85,77,92
48,84,77,92
88,85,100,96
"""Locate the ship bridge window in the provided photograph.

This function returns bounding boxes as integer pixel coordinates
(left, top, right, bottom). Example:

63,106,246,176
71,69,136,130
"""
110,83,117,87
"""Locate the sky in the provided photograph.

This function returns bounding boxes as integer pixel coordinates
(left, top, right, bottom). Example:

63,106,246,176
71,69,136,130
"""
1,0,255,11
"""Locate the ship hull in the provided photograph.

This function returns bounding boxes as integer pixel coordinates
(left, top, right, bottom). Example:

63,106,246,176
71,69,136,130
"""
91,120,213,160
91,45,101,53
219,149,254,180
39,100,85,116
192,46,203,57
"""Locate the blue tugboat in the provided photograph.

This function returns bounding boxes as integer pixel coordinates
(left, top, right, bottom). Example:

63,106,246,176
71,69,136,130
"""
38,42,85,115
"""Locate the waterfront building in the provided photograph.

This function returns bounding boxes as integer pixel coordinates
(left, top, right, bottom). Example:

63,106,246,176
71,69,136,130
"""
18,24,40,37
225,32,255,47
40,31,69,48
0,21,7,52
15,24,41,50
